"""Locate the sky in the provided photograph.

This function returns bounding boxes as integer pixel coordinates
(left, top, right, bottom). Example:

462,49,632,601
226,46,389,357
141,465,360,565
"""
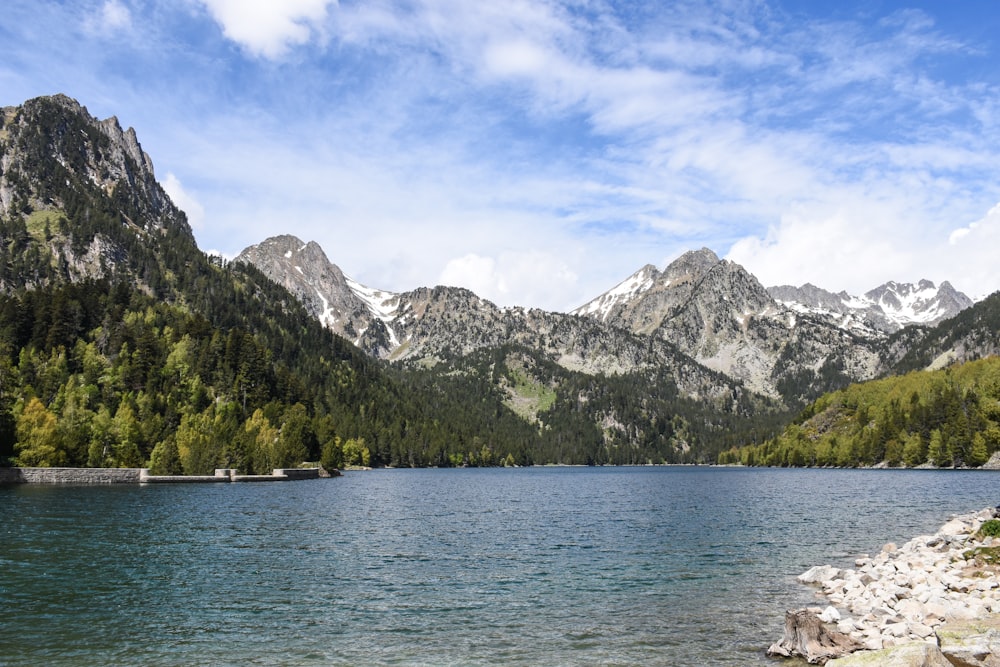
3,0,1000,311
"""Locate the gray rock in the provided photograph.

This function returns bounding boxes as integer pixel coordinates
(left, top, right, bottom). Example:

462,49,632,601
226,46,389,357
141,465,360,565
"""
936,617,1000,667
825,642,952,666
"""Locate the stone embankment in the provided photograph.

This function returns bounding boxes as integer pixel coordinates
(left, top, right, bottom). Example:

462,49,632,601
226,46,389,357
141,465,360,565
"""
771,507,1000,665
0,467,329,484
0,467,141,484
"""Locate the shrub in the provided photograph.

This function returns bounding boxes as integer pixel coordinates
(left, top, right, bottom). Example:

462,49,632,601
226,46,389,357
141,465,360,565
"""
977,519,1000,538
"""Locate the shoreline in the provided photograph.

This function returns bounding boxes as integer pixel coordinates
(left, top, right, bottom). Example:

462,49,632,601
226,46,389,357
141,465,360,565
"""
772,506,1000,664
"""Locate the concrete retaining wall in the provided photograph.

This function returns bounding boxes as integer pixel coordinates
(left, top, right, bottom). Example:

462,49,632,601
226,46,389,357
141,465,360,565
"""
0,467,141,484
1,467,323,485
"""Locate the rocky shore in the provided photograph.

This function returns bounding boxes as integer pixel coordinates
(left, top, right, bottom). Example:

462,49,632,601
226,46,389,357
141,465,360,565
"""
769,507,1000,665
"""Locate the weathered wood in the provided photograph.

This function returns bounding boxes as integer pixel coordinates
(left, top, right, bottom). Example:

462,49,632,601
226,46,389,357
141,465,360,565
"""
768,609,863,664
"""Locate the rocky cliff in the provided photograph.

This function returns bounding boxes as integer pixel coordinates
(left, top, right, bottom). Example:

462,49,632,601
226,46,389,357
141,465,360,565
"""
0,94,190,291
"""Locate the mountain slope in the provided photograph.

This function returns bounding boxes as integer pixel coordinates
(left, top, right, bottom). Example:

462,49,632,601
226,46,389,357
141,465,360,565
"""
888,291,1000,373
237,236,761,399
719,355,1000,468
238,235,788,460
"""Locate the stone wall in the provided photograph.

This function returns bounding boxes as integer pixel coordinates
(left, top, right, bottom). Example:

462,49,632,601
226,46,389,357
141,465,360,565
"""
1,467,324,484
0,467,142,484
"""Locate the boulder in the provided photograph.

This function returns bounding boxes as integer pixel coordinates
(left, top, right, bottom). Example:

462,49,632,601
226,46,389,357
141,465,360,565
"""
936,616,1000,667
825,642,952,666
801,565,843,585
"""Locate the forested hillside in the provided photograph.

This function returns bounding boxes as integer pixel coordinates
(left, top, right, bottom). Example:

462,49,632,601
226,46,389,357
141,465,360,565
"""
402,346,786,465
718,356,1000,468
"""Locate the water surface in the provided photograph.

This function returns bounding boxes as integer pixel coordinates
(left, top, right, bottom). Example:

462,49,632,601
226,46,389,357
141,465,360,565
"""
3,467,999,666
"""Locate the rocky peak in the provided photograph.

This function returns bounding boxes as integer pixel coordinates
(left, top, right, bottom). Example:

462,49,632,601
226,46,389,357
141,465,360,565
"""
572,263,660,322
1,94,181,233
662,247,721,284
235,235,402,357
772,279,974,335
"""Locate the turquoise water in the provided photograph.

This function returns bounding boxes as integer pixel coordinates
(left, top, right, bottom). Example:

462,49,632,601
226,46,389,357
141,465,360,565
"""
3,467,1000,666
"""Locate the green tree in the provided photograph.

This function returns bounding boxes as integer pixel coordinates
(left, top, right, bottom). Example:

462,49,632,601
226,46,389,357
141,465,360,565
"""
243,409,280,474
148,436,183,475
902,431,927,467
14,397,66,466
277,403,313,467
176,409,220,475
969,433,990,468
112,401,144,467
87,405,114,467
320,435,344,471
342,437,370,467
929,429,950,467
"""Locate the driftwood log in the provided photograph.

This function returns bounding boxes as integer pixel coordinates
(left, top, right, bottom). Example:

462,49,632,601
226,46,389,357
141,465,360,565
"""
768,609,863,664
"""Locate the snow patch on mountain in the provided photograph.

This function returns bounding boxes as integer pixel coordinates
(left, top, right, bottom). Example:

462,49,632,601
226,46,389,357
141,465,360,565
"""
345,277,402,347
573,264,659,321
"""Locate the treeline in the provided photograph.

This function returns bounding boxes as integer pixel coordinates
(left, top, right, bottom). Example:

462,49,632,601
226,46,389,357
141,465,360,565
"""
718,356,1000,467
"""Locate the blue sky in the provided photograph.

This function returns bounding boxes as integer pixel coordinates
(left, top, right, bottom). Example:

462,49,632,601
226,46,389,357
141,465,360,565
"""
3,1,1000,311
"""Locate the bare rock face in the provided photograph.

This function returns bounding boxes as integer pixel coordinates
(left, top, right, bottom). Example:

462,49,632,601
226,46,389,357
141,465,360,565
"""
1,95,179,232
575,248,883,400
236,236,760,403
825,642,953,666
235,235,399,357
767,609,863,664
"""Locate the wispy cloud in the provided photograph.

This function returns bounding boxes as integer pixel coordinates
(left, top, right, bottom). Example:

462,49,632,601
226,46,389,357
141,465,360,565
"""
2,1,1000,310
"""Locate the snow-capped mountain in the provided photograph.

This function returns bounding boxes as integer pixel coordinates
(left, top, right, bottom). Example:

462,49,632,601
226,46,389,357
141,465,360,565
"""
768,280,973,335
236,237,760,399
572,248,884,397
235,235,402,357
239,237,982,404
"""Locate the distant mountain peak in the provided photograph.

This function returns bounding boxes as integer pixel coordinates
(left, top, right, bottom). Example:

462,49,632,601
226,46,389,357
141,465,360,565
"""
573,263,660,322
770,279,973,334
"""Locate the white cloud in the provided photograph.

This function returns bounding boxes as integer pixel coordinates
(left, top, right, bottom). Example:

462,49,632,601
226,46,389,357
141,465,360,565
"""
439,250,579,311
83,0,132,35
726,209,906,293
439,254,504,297
727,196,1000,301
198,0,333,58
101,0,131,30
944,203,1000,299
161,172,206,231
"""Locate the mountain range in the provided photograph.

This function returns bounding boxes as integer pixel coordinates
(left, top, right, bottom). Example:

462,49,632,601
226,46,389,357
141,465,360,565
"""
3,93,999,469
235,236,977,405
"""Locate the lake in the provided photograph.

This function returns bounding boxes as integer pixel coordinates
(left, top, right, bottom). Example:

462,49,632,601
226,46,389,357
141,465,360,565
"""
3,467,1000,666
